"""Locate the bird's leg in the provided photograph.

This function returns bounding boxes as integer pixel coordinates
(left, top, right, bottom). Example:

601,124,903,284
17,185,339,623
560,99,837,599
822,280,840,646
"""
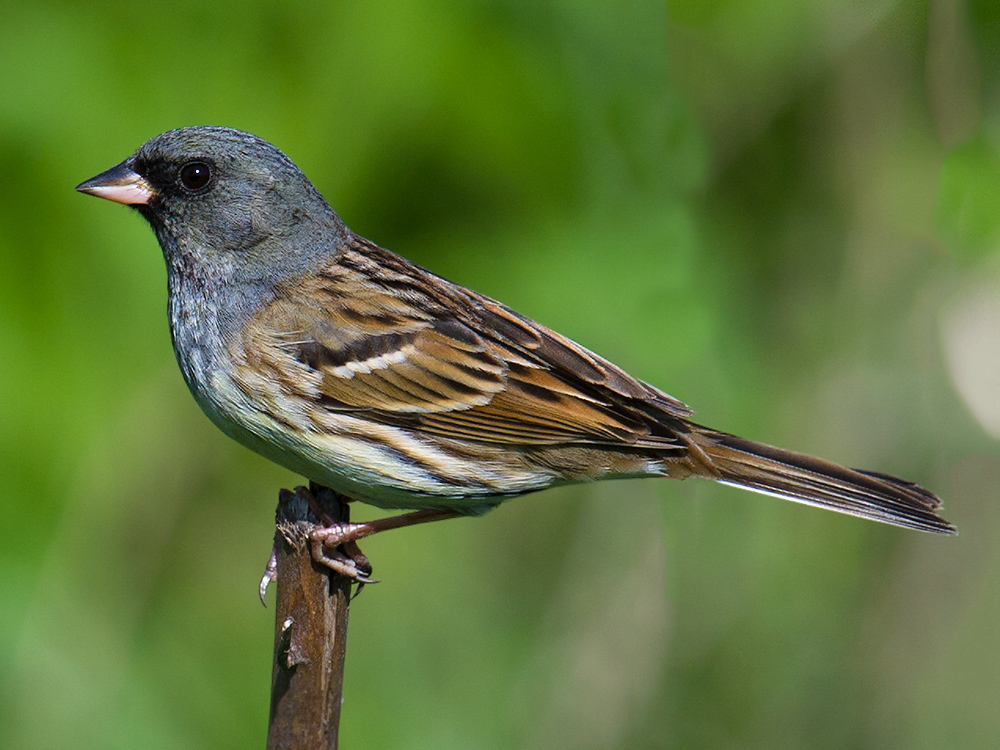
289,485,377,584
305,496,463,583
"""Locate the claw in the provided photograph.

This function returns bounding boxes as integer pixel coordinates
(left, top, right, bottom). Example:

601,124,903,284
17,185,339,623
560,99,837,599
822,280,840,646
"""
259,545,278,605
342,540,372,577
309,529,379,584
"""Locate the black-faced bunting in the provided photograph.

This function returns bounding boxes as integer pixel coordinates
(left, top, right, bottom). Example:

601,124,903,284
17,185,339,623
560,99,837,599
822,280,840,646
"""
77,127,956,579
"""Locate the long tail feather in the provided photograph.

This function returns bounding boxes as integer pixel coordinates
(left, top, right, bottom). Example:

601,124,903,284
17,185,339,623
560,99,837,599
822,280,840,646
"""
690,427,957,534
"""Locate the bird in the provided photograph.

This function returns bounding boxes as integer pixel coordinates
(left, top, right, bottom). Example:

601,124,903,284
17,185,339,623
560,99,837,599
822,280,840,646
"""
76,126,956,580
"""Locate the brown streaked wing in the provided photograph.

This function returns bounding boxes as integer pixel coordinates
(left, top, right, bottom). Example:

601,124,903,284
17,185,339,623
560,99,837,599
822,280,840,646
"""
244,241,688,447
415,353,669,446
345,237,691,418
250,288,506,414
469,295,693,418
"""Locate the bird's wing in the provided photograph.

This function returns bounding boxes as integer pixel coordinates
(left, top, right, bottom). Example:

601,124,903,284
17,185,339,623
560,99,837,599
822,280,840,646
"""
240,239,691,448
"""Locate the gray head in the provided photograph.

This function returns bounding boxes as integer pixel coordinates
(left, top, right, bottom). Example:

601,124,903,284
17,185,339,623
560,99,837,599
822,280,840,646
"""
77,127,349,284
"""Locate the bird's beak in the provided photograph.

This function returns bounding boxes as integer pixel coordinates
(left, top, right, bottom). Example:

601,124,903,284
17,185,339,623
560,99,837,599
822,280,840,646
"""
76,161,157,205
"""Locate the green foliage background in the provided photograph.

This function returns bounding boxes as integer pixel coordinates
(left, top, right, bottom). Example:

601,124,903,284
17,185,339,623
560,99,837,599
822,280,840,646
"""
1,1,998,747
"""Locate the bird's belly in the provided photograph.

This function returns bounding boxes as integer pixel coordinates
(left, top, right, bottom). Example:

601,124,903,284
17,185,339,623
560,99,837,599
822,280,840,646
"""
190,366,560,512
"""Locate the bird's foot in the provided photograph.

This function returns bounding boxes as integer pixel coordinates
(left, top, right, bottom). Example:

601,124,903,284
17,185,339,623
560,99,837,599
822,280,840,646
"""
309,529,376,585
267,484,463,586
260,484,377,601
290,485,377,586
307,500,463,584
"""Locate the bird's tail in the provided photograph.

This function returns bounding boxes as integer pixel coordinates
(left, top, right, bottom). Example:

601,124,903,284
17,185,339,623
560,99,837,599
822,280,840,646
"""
686,426,957,534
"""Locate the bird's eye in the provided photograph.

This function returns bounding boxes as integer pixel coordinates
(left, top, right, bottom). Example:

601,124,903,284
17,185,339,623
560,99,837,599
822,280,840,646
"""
179,161,212,191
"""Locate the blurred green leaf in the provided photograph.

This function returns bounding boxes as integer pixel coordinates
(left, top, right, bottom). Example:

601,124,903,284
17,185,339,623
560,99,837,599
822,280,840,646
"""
936,134,1000,262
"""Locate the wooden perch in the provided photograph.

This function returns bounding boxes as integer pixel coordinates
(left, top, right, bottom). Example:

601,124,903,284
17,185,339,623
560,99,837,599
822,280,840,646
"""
266,484,354,750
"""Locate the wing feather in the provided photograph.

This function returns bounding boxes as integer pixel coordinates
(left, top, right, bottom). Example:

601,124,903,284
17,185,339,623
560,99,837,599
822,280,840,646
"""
240,239,690,447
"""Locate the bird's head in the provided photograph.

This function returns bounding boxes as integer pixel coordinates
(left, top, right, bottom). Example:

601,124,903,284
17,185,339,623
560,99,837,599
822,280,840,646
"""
77,126,347,282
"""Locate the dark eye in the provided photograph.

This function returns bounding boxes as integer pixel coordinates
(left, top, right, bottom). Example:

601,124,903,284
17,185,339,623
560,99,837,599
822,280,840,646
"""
179,161,212,191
